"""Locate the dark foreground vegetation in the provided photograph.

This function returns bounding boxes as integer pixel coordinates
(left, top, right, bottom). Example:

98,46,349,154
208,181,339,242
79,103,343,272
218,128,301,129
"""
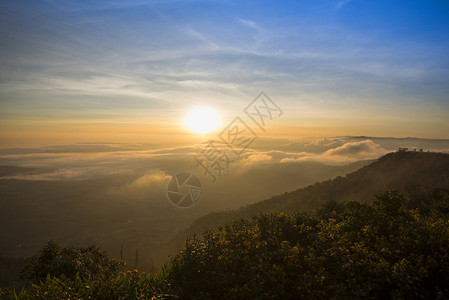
1,187,449,299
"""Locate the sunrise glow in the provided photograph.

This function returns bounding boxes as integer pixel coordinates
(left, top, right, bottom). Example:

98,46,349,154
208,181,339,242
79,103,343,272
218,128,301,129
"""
184,107,221,134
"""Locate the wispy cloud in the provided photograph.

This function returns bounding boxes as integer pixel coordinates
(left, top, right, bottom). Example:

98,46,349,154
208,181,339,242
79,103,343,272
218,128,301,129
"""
238,19,261,30
336,0,354,9
184,28,219,49
1,0,449,141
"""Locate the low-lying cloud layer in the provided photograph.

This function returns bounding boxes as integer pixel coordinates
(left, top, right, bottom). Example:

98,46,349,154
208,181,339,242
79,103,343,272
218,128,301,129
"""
1,137,448,182
1,136,448,260
279,140,388,165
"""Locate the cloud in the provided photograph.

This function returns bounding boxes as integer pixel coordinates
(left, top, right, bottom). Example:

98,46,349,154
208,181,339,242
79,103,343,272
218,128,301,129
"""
1,0,448,139
1,138,448,183
239,19,260,30
239,153,273,167
184,28,219,49
0,169,88,181
280,140,388,165
336,0,354,9
325,140,386,157
124,171,171,187
109,170,172,201
300,138,345,153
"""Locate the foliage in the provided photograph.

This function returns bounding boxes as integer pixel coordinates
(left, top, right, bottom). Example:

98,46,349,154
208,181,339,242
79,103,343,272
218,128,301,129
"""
11,271,177,300
166,189,449,299
21,242,123,283
8,189,449,299
0,287,10,298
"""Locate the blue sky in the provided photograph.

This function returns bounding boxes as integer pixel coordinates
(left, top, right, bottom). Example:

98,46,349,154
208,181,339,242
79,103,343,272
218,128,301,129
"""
0,0,448,146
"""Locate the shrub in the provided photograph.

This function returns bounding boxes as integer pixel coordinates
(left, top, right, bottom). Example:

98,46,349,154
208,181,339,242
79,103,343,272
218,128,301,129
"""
166,190,449,299
21,242,122,283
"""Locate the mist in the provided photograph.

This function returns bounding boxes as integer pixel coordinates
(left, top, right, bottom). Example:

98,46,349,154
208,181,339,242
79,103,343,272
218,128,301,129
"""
1,136,448,268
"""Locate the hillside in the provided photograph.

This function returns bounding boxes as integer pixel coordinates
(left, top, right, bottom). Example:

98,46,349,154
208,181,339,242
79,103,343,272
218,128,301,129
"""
162,151,449,253
6,188,449,299
3,151,449,298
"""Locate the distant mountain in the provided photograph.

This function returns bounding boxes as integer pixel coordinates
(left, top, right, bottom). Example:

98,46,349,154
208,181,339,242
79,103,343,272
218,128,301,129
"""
162,151,449,253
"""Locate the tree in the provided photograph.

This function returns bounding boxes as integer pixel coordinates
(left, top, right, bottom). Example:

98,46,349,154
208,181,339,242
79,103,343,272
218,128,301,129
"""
166,190,449,299
21,241,122,283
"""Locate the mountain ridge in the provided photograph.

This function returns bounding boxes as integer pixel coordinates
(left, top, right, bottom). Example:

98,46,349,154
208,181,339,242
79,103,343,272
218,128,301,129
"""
160,151,449,254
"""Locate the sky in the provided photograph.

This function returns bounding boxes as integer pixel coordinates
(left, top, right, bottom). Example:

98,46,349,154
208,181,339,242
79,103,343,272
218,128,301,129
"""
1,0,449,147
1,0,449,261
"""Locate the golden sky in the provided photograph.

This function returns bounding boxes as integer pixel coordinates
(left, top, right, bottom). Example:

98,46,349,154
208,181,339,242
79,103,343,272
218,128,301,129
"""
1,0,449,147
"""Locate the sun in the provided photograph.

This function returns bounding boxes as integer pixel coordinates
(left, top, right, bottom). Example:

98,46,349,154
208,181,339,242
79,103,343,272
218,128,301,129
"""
184,107,221,134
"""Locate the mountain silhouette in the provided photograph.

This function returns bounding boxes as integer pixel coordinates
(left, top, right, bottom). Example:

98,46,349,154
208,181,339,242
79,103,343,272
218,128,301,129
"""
161,151,449,254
